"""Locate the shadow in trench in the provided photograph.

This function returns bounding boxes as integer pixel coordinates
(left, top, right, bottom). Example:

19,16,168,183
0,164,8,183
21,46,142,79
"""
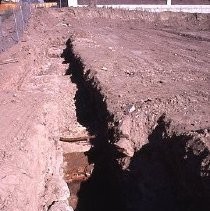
127,116,210,211
62,38,126,211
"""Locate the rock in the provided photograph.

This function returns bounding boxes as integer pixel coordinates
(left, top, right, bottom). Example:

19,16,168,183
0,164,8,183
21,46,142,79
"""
129,105,136,113
101,66,108,71
48,200,73,211
85,163,94,177
114,137,134,157
44,177,70,209
119,115,132,138
119,157,131,170
124,70,134,76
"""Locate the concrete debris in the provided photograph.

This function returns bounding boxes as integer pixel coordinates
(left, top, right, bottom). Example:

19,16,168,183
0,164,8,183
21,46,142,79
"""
101,66,108,71
129,105,136,113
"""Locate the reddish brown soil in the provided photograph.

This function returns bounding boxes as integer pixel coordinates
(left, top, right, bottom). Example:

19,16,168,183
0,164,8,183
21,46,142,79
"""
67,8,210,132
0,8,88,211
64,152,93,209
0,7,209,211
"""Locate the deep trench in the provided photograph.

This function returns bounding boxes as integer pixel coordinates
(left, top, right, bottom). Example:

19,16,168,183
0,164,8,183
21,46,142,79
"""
61,38,210,211
62,39,126,211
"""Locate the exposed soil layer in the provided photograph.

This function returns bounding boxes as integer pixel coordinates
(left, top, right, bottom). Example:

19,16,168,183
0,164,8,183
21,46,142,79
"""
64,152,90,209
0,8,85,211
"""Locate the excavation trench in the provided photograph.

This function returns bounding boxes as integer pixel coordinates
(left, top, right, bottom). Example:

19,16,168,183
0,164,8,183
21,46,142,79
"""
61,38,210,211
62,39,126,211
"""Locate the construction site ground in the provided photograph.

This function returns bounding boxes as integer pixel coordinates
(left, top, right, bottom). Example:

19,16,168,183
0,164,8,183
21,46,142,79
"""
0,7,209,211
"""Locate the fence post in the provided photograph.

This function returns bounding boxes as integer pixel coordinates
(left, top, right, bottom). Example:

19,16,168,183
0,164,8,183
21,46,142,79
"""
167,0,172,6
68,0,78,7
29,0,32,14
0,16,3,52
13,8,20,42
0,16,2,38
20,3,25,30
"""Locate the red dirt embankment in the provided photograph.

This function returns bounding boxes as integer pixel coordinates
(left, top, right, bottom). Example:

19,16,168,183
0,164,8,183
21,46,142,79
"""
0,8,81,211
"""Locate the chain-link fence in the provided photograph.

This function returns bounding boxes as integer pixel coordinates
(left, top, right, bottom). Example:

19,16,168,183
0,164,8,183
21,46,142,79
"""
0,0,32,53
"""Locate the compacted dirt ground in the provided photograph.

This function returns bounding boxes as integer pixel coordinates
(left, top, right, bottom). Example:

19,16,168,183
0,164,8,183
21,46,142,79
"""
0,7,209,211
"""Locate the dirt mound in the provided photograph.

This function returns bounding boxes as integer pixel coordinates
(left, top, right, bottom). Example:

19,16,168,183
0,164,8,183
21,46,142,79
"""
66,7,210,30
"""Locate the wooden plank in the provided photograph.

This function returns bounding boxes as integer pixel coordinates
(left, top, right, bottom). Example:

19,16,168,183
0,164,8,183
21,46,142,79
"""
60,135,96,143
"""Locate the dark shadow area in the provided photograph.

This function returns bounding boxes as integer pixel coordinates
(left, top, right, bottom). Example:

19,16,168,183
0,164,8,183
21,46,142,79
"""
127,117,210,211
62,38,126,211
62,38,210,211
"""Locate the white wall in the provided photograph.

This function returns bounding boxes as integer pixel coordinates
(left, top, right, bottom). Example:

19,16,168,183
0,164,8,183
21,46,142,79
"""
96,4,210,13
69,0,210,13
68,0,78,7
